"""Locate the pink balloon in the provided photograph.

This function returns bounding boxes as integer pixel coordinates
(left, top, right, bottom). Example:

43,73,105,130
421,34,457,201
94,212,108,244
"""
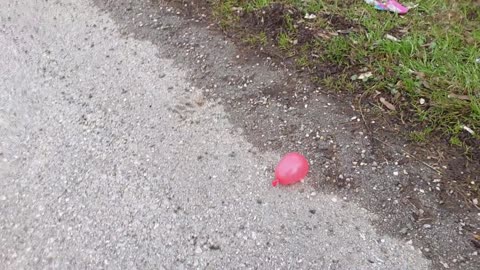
272,152,309,186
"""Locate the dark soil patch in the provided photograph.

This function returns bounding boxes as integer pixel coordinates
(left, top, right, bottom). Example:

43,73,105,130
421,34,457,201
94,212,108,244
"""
243,4,297,34
466,9,478,21
314,63,346,78
321,13,358,30
242,4,316,49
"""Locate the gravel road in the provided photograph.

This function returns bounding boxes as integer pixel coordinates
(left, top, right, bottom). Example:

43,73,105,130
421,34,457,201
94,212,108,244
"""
0,0,432,269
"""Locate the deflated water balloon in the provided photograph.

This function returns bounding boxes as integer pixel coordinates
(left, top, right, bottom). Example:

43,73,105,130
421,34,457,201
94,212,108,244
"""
272,152,309,186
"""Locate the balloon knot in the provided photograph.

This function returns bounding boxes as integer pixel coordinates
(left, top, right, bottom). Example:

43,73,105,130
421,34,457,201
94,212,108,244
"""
272,179,279,187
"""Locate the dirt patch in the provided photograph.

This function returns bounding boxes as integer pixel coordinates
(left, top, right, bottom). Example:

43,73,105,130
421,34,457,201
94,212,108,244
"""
321,13,357,30
466,9,478,21
243,4,297,34
387,25,409,39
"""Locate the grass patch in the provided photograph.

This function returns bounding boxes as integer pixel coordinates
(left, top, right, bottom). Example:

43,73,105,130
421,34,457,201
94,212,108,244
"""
278,32,292,50
244,32,268,46
208,0,479,152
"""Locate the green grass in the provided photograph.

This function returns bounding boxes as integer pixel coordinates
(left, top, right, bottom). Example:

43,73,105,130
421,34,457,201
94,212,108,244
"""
244,32,268,46
210,0,480,149
278,32,292,50
245,0,271,11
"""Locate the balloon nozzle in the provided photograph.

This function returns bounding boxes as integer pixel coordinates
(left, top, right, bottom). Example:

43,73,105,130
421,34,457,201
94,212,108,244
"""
272,179,279,187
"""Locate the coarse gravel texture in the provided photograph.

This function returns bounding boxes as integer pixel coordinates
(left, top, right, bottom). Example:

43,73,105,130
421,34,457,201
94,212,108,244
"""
0,0,476,269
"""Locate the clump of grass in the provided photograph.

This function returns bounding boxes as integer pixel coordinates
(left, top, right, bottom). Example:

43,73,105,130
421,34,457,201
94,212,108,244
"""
244,32,268,46
212,0,238,28
409,127,433,143
278,32,292,50
245,0,271,12
295,54,309,67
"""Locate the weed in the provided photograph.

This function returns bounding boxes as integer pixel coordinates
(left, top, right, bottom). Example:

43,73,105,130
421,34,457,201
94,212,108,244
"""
295,54,309,67
409,128,433,143
283,14,295,33
278,32,291,50
450,136,463,147
212,0,237,28
245,0,271,12
244,32,268,46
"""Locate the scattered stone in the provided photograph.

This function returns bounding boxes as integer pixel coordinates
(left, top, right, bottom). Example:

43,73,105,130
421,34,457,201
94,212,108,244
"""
440,261,449,268
400,227,408,235
309,209,316,214
209,244,220,250
304,13,317,20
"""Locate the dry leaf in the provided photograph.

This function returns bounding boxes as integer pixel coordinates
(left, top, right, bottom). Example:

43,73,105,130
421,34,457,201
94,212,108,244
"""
358,71,373,81
337,29,352,34
231,7,244,12
448,93,470,101
463,125,475,135
314,30,333,40
474,234,480,241
404,3,419,9
422,80,431,89
385,34,399,42
414,71,426,79
380,97,396,111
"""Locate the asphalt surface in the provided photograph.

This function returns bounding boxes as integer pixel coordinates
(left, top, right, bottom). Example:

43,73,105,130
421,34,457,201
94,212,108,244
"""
0,0,431,269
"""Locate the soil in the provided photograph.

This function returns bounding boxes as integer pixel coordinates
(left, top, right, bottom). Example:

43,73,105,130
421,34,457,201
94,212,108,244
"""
96,0,480,269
